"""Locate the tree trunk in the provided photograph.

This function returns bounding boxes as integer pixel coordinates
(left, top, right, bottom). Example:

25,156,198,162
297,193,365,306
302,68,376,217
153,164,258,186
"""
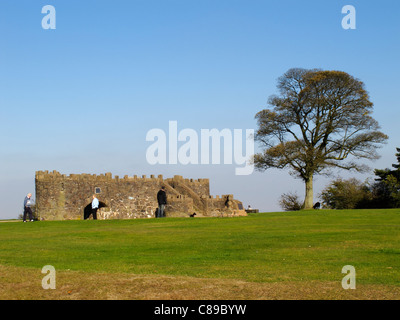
304,176,314,209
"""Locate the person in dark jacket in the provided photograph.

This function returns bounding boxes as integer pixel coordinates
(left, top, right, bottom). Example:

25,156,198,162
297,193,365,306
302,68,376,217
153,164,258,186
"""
23,193,34,222
156,186,167,218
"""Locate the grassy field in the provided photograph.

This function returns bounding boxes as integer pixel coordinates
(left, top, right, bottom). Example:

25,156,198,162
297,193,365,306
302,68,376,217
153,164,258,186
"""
0,209,399,300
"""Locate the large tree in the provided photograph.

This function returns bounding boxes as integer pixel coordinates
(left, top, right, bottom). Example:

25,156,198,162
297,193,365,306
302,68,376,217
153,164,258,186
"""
254,68,388,209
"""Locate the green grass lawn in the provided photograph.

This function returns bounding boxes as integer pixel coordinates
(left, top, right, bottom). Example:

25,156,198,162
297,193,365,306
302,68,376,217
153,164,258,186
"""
0,209,399,286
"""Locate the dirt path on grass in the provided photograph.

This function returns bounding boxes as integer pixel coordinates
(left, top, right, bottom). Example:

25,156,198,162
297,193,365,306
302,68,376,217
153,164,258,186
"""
0,265,399,300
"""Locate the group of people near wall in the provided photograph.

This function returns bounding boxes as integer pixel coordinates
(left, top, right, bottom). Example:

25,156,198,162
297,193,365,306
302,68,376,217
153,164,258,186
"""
85,186,168,220
23,186,168,221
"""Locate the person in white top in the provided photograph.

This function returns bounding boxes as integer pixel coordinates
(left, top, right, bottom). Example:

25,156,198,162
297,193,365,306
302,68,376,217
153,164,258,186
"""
91,195,99,220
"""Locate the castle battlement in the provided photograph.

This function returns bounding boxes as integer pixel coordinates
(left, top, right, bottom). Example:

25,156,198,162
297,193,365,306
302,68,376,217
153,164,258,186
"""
166,175,209,184
35,171,210,184
36,171,167,182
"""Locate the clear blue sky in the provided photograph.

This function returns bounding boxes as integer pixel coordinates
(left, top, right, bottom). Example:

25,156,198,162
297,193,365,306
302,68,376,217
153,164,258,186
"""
1,0,399,219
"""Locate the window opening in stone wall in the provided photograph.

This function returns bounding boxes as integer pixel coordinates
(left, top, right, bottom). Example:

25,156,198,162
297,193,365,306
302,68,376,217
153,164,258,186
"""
95,187,101,194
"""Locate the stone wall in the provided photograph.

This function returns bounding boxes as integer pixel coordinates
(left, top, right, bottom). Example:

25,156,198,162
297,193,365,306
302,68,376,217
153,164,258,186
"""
35,170,246,220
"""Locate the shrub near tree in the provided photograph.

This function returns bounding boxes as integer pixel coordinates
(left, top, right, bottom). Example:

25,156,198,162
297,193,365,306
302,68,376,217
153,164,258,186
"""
320,148,400,209
320,178,371,209
373,147,400,208
279,192,303,211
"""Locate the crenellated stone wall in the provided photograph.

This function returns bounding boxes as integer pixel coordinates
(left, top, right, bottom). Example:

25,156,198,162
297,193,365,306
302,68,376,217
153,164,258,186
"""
35,171,246,220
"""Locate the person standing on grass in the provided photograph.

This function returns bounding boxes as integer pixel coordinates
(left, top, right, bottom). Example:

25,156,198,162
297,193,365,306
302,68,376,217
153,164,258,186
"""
91,194,99,220
157,186,167,218
23,193,34,222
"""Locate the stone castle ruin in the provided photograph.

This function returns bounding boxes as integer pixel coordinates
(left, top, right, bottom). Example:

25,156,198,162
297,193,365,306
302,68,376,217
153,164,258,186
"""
35,170,247,220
